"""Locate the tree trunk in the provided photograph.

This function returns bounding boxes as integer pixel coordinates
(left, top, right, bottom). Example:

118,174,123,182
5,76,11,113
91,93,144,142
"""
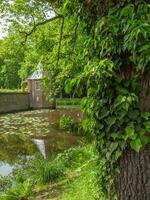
114,143,150,200
113,69,150,199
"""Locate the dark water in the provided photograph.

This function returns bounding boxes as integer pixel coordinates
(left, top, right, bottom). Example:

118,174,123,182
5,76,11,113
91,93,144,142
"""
0,107,82,176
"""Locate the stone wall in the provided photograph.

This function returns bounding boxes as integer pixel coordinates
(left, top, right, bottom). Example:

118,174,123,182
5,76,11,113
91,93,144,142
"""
0,93,30,114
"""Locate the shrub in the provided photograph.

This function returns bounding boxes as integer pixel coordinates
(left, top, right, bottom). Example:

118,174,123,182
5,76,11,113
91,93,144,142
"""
59,115,78,132
56,144,95,169
29,159,65,184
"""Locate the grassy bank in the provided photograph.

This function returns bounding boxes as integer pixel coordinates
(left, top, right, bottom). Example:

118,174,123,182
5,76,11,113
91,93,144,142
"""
0,142,102,200
60,157,101,200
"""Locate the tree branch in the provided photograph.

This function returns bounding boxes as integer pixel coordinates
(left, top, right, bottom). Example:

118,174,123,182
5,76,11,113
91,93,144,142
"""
20,14,64,44
56,15,64,67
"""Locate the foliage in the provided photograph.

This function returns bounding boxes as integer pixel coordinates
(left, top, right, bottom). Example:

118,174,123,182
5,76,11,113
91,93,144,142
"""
1,179,33,200
55,143,95,169
0,2,57,89
29,159,65,184
59,115,78,132
59,114,84,135
0,36,24,89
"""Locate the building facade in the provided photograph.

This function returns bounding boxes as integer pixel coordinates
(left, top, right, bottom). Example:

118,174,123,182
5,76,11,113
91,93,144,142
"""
27,63,53,109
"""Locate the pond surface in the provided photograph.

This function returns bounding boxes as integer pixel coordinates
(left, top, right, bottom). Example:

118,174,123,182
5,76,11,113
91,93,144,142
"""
0,107,82,176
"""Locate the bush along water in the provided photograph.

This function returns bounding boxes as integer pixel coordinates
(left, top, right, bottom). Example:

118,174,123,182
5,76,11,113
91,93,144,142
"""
59,115,83,134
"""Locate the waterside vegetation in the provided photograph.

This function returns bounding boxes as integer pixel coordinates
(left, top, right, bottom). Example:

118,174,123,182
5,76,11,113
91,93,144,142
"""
0,143,98,200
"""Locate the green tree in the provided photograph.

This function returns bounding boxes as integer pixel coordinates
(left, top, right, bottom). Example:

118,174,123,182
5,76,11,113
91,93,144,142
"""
0,35,24,89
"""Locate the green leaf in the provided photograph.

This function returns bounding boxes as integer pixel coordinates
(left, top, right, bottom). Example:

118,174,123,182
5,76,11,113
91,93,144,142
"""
140,134,148,146
116,95,126,104
105,116,116,127
130,138,142,152
144,121,150,132
139,44,150,53
110,142,118,153
125,125,136,140
139,128,145,135
99,107,109,120
80,97,87,109
128,109,139,120
122,102,129,111
142,112,150,120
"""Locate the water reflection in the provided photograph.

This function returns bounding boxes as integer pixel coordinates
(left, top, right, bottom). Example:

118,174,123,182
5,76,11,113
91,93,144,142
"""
32,139,46,159
0,108,82,176
0,163,13,176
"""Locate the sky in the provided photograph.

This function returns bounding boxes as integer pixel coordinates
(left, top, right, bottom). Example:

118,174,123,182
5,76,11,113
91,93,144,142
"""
0,29,5,39
0,8,55,40
0,19,7,39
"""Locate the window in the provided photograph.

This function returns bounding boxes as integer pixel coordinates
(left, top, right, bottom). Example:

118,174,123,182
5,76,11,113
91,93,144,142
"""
36,96,39,102
35,81,40,90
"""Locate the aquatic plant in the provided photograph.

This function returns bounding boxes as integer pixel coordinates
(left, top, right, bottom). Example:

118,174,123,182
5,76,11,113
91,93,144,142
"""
59,115,78,133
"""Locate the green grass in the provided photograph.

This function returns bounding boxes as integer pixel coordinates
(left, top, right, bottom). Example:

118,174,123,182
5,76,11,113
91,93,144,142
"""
29,159,65,184
56,98,81,106
60,161,104,200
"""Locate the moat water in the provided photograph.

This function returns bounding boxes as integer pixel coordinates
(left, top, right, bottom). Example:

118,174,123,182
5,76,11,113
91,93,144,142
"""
0,107,82,176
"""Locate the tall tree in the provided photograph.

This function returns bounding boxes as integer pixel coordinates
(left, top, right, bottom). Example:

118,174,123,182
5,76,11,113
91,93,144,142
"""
0,35,24,89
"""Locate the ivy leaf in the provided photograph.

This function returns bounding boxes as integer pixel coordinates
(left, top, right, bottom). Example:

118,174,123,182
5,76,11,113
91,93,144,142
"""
130,138,142,152
139,128,145,135
125,125,136,140
142,112,150,120
110,142,118,153
80,97,88,109
140,134,149,146
144,121,150,132
128,109,139,120
117,109,126,120
116,95,126,104
139,44,150,52
122,102,129,111
105,116,116,127
99,107,109,120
